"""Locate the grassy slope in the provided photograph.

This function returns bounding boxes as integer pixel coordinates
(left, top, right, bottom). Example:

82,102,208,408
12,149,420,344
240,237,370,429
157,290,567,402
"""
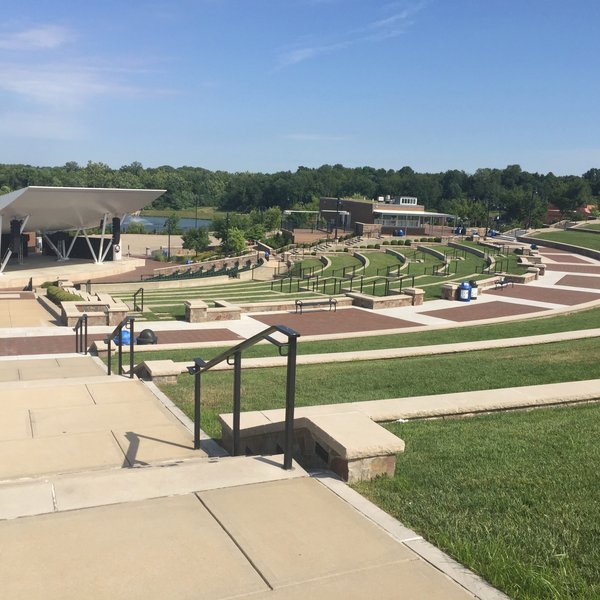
533,230,600,251
354,404,600,600
159,337,600,439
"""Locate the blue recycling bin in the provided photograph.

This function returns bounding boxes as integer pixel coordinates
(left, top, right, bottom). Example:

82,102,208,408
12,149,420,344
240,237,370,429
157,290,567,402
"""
459,281,471,302
113,329,134,346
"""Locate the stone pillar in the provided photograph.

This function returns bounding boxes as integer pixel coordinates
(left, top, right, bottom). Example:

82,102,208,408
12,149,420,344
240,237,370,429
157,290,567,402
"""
441,282,459,300
185,299,208,322
402,287,425,305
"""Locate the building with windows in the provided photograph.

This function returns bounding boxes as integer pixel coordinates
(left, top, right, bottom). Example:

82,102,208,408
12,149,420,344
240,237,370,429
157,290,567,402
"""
319,196,453,236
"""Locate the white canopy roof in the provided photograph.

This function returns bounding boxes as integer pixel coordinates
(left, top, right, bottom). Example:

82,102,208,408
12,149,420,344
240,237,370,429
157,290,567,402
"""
0,186,166,234
373,209,454,218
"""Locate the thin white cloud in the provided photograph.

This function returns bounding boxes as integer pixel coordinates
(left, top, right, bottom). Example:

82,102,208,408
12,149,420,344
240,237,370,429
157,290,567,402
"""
277,1,426,68
0,24,73,50
0,62,141,109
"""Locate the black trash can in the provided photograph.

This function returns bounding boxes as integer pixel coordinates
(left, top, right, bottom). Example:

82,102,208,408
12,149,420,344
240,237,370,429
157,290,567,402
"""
136,328,158,345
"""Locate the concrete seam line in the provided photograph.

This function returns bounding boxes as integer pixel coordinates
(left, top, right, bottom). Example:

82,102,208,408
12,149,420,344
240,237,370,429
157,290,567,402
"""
311,470,509,600
193,492,274,591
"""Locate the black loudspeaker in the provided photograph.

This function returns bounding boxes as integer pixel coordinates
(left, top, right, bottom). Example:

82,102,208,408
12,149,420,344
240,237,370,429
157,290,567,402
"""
112,217,121,245
10,219,22,253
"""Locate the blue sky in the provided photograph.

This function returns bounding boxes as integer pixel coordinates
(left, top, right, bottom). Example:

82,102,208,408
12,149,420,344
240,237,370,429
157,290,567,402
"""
0,0,598,175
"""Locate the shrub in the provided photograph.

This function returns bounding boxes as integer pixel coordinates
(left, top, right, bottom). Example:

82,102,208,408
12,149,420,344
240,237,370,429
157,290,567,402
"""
374,243,380,249
344,247,349,252
46,285,84,306
434,237,442,242
405,240,412,246
40,281,58,288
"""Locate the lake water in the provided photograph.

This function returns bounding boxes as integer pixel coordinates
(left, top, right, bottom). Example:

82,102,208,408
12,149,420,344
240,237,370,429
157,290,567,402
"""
122,215,212,233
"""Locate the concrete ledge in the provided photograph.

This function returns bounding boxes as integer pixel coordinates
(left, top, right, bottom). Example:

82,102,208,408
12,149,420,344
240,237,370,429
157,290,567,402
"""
134,359,187,383
61,300,128,327
184,300,241,322
346,291,412,309
235,297,353,313
402,287,425,305
219,411,405,483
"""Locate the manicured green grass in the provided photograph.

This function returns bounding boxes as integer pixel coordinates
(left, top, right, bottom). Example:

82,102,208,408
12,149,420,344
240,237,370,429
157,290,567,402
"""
360,251,402,276
533,230,600,252
158,337,600,439
353,404,600,600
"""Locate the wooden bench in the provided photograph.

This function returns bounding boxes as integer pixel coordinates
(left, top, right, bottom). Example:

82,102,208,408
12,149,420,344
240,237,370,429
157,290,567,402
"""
495,277,514,289
295,298,337,314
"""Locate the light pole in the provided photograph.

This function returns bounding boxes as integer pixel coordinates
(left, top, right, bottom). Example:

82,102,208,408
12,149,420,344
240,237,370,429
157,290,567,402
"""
164,219,171,262
527,188,538,230
335,198,342,240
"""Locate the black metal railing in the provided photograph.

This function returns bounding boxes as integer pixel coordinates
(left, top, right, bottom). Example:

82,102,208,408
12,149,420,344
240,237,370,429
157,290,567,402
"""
133,287,144,312
74,313,88,354
187,324,300,470
107,316,135,378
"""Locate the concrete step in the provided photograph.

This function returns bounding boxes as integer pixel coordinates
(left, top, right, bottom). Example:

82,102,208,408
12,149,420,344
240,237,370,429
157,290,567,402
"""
0,453,304,521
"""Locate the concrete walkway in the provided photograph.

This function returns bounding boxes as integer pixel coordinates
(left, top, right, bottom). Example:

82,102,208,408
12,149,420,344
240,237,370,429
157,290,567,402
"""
0,355,505,599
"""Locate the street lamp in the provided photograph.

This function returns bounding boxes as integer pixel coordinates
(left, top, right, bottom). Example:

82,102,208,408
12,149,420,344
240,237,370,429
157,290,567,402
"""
527,188,538,230
164,219,171,262
335,198,342,240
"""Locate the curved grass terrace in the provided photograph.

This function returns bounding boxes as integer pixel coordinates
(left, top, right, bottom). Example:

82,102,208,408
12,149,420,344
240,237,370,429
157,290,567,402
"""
109,243,530,313
533,229,600,252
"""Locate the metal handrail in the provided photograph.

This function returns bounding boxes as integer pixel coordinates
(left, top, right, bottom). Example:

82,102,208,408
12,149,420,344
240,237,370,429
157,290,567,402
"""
133,287,144,312
106,316,135,378
74,313,88,354
187,324,300,470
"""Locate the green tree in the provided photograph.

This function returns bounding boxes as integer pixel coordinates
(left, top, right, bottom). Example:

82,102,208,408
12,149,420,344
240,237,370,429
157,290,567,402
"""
182,227,210,255
264,206,282,231
164,213,180,235
221,227,247,255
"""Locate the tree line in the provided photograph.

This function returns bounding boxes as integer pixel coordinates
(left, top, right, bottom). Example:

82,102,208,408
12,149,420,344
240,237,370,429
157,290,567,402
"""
1,161,599,227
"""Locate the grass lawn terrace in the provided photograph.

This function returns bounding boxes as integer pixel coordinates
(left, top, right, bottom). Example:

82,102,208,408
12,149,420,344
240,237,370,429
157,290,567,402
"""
353,404,600,600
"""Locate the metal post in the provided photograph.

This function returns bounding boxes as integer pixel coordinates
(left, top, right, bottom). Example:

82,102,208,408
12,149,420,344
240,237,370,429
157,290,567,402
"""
233,351,242,456
283,334,298,470
84,314,88,354
129,318,135,379
194,366,202,449
107,336,112,376
118,328,123,375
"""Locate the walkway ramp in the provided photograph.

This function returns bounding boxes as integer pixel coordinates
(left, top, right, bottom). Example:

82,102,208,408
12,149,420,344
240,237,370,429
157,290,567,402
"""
0,474,476,599
0,356,210,480
0,354,499,599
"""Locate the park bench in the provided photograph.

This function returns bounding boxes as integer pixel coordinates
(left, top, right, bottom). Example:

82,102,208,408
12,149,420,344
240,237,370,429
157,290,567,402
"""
295,298,337,314
495,276,514,289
